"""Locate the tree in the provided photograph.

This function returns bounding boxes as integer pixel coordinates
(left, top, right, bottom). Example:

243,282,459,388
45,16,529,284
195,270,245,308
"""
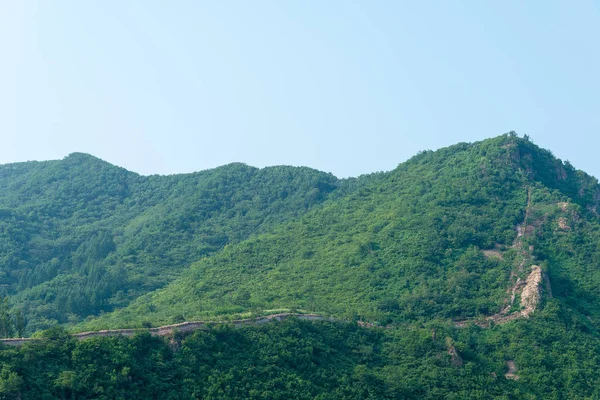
0,297,13,338
54,371,76,400
0,366,23,400
12,309,25,338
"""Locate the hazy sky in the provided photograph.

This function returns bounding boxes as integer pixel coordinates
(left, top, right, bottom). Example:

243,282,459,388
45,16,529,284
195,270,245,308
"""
1,1,599,178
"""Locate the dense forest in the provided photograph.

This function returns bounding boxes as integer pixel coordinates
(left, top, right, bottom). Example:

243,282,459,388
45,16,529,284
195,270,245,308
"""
81,133,600,330
2,133,600,398
3,314,600,399
0,154,338,332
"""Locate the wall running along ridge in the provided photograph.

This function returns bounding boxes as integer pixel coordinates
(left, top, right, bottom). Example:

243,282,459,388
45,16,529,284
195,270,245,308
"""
0,313,328,347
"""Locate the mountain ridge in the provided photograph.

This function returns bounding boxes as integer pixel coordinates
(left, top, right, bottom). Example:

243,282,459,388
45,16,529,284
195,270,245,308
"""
6,133,600,398
0,154,340,332
78,133,600,331
1,132,600,334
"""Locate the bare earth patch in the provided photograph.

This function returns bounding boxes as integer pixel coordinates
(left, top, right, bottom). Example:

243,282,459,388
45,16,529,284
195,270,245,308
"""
482,249,503,260
558,217,570,230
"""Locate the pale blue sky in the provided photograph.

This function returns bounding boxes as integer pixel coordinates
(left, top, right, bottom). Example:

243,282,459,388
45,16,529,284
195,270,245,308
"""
1,1,599,178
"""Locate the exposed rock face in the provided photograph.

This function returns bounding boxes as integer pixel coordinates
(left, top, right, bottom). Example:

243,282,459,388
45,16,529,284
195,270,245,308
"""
446,337,463,367
505,360,519,380
521,266,542,317
455,264,547,328
558,217,570,230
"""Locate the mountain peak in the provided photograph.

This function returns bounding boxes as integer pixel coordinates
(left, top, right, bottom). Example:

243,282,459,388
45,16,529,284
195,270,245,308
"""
63,152,112,166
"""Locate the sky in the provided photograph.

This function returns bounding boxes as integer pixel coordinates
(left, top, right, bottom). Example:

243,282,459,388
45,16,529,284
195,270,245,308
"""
1,1,599,178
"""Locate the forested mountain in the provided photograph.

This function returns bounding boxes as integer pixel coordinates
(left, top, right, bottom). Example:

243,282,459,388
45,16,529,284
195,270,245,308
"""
81,133,600,330
3,133,600,398
0,154,338,331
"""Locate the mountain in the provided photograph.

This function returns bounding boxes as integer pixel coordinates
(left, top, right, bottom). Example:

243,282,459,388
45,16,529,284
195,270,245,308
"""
80,133,600,330
0,154,338,331
3,133,600,398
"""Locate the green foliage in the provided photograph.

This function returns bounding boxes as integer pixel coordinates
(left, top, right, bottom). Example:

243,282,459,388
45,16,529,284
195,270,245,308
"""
3,316,600,398
0,155,338,331
85,134,600,333
3,134,600,397
85,134,532,328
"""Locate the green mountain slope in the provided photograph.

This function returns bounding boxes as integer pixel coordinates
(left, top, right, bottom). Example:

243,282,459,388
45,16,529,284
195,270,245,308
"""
82,133,600,331
5,133,600,398
0,155,338,331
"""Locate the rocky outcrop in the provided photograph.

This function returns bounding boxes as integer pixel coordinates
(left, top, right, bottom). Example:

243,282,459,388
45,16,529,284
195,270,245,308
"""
520,266,542,318
558,217,570,230
455,187,549,328
505,360,519,380
446,337,463,367
454,265,545,328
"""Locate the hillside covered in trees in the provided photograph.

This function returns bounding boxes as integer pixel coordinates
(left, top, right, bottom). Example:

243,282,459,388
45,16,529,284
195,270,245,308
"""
81,133,600,331
3,133,600,398
0,155,338,332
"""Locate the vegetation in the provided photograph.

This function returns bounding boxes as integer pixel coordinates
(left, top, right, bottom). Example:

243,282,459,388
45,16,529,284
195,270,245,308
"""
2,133,600,397
83,134,588,329
3,313,600,399
0,155,337,331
